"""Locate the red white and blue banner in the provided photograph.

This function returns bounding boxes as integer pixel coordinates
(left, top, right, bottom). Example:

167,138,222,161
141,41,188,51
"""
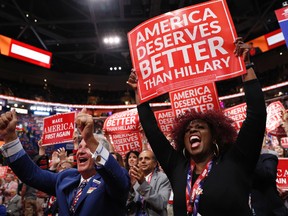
275,6,288,48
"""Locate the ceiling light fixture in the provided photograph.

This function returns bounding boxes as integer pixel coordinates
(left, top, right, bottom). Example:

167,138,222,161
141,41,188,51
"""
103,36,121,45
109,66,122,71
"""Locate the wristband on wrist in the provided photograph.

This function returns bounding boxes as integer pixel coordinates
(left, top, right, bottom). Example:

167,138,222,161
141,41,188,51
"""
245,62,254,70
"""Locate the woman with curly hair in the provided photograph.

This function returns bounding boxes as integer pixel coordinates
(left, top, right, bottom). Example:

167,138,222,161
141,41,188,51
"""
172,110,237,157
127,38,267,216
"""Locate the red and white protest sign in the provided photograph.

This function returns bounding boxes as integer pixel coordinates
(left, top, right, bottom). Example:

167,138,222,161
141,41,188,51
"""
281,137,288,149
42,112,75,146
128,0,244,103
277,158,288,190
103,109,139,133
224,103,247,132
110,132,142,158
266,101,285,133
169,82,220,117
154,109,174,136
103,109,143,157
271,136,280,146
0,166,8,178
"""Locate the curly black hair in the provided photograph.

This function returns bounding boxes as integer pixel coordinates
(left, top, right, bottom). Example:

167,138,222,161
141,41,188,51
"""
171,109,237,154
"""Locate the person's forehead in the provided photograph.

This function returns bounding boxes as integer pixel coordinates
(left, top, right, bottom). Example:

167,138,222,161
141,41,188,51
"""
129,152,137,157
79,140,87,147
189,119,208,125
139,151,153,158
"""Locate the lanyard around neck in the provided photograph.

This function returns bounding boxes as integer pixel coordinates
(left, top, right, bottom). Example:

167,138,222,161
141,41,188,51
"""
186,158,213,215
145,172,153,184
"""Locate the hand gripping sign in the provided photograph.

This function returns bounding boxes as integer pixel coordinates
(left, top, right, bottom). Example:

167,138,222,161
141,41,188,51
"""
128,0,245,103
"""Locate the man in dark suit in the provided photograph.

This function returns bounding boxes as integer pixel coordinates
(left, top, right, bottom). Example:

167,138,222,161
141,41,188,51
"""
251,149,288,216
0,108,130,216
249,42,262,56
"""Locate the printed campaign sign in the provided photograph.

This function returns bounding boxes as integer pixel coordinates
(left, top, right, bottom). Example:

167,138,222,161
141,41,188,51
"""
281,137,288,149
169,82,220,117
42,112,75,146
110,132,142,158
154,109,174,136
128,0,244,103
103,109,143,157
277,158,288,190
266,101,285,133
0,166,8,178
275,6,288,48
103,109,139,133
224,103,247,132
271,135,280,146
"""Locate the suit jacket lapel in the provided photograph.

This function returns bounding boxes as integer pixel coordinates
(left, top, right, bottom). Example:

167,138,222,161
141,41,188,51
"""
149,171,157,188
74,173,102,211
58,173,81,213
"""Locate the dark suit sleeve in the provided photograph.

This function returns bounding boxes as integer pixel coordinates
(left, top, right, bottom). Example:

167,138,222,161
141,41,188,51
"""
96,155,130,205
137,102,181,176
254,153,278,184
9,154,57,196
234,79,267,173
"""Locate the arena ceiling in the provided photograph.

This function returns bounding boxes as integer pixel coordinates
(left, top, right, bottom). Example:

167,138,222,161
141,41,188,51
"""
0,0,286,78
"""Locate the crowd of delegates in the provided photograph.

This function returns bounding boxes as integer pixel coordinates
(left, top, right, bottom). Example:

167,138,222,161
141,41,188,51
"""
0,42,288,215
0,100,287,214
0,115,288,215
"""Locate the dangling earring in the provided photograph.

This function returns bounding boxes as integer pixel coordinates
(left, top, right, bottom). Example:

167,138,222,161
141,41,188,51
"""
213,142,220,157
183,148,187,159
